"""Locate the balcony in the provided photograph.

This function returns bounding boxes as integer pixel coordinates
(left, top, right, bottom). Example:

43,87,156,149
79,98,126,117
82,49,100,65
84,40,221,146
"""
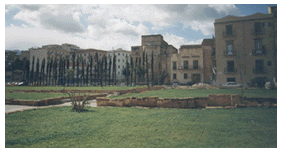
224,67,237,74
252,47,266,56
223,50,236,57
253,68,267,74
178,65,202,70
222,30,236,38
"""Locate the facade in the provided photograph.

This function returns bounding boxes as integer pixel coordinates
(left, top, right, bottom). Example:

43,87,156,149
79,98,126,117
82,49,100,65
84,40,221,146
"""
202,38,216,84
107,48,131,82
214,6,277,86
19,51,30,61
171,45,204,84
131,34,177,85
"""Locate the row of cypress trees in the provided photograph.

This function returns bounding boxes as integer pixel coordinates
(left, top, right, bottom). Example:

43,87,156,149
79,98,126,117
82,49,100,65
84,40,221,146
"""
17,50,156,87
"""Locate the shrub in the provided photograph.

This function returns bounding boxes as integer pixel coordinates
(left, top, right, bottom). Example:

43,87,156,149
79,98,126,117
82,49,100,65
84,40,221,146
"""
67,92,90,112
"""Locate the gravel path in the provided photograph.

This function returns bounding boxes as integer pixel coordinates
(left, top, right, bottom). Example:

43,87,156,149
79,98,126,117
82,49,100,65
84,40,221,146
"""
5,99,97,114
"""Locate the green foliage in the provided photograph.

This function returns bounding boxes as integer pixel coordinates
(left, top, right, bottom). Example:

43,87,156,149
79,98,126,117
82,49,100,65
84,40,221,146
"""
5,107,277,147
67,92,89,112
64,69,75,81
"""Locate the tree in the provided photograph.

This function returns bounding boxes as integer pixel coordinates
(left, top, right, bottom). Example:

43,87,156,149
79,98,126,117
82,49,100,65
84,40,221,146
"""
146,53,150,90
81,58,85,86
48,59,53,86
86,61,89,86
30,56,35,84
72,53,76,86
122,57,130,86
142,50,145,82
76,55,80,86
151,51,154,86
35,58,40,86
95,53,99,86
66,55,70,86
112,53,116,85
130,55,133,86
104,55,107,85
89,55,93,86
40,58,46,86
108,55,112,85
53,58,58,86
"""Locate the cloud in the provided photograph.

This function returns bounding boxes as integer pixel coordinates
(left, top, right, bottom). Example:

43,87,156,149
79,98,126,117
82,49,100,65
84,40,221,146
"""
163,33,203,49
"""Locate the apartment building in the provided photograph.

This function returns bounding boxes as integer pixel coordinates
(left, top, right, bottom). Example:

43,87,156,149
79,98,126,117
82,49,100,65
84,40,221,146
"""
171,45,204,84
107,48,131,82
214,6,277,86
131,34,177,85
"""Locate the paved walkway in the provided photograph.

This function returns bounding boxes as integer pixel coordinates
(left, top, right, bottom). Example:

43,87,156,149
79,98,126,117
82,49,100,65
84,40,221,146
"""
5,99,97,114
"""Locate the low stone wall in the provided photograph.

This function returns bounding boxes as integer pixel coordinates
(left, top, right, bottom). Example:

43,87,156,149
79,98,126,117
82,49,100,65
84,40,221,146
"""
5,86,164,94
5,93,107,106
96,94,277,109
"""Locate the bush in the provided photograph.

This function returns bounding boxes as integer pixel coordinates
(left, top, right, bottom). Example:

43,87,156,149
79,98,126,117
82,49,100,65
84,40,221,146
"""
250,77,268,88
67,92,90,112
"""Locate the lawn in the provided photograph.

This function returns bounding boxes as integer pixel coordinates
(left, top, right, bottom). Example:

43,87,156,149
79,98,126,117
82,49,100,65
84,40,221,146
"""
5,107,277,148
5,85,146,91
5,93,67,100
109,88,277,99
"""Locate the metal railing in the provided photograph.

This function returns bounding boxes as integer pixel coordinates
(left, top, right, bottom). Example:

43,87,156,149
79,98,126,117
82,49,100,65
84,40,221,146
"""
223,50,236,56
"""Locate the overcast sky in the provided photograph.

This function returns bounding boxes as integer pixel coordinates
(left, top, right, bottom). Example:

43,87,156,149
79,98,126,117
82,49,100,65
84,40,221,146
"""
5,3,277,51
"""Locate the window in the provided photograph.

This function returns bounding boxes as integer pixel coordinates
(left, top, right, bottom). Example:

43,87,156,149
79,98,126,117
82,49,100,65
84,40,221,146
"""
123,53,124,56
213,60,216,67
226,25,233,35
118,53,120,56
226,41,234,55
118,59,120,62
262,22,271,28
227,61,235,72
118,65,120,69
173,73,177,79
123,66,124,69
255,39,263,53
254,22,262,34
118,72,120,75
193,60,198,69
172,62,177,70
255,60,264,73
268,61,272,66
227,78,235,82
184,73,188,79
183,61,188,69
123,59,124,62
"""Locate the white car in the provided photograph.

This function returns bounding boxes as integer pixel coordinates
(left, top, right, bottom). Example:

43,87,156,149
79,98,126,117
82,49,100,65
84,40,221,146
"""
221,82,241,88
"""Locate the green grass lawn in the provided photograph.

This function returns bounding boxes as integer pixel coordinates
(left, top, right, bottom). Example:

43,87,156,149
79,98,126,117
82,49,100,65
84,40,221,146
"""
5,93,67,100
110,88,277,99
5,85,146,91
5,107,277,148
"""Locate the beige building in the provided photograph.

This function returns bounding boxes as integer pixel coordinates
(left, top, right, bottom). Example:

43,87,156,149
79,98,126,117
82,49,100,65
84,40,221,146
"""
214,6,277,86
131,34,178,85
202,38,216,84
171,45,204,84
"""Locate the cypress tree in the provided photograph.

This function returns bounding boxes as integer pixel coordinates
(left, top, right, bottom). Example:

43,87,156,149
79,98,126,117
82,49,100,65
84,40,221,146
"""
90,55,93,86
130,55,133,86
72,53,76,86
35,58,40,86
76,55,79,86
108,55,112,85
30,56,35,85
151,51,154,86
113,53,116,85
146,53,149,90
82,58,85,86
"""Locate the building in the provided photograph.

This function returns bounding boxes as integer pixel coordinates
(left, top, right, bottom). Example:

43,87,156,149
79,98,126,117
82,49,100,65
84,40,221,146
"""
171,45,204,84
131,34,177,85
107,48,131,82
202,38,216,84
19,51,30,61
214,6,277,86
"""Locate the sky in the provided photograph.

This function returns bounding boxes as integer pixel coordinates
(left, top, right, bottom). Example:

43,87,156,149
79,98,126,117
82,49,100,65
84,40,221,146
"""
5,3,278,51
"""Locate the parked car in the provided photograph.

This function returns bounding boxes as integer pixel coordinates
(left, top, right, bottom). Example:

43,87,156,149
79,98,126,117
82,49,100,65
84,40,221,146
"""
221,82,241,88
